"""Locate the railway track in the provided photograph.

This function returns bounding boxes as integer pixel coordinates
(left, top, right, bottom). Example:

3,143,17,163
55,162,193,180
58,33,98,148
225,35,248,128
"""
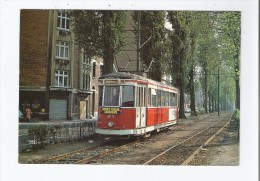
32,113,233,165
38,138,138,164
142,113,232,165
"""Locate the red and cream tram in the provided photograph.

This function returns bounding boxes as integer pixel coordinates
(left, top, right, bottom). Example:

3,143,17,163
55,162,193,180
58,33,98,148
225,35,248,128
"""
95,72,179,138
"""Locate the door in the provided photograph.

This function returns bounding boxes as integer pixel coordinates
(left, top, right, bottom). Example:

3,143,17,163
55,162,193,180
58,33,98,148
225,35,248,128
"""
49,99,67,120
136,86,146,128
80,101,87,119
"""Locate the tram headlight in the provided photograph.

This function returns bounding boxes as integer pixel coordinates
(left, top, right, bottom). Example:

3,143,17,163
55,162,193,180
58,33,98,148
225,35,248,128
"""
108,121,114,128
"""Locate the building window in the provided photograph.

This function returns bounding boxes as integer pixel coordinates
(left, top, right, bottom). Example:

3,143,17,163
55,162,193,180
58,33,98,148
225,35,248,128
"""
82,74,90,90
82,51,90,65
92,61,96,78
100,64,104,77
56,41,69,59
55,70,69,87
81,50,91,90
57,12,70,30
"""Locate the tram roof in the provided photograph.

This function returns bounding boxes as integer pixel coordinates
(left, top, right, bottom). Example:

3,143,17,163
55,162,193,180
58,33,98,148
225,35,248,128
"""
99,72,178,90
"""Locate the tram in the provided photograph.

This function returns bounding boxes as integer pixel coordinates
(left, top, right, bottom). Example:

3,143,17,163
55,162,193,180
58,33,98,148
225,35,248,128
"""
95,72,179,138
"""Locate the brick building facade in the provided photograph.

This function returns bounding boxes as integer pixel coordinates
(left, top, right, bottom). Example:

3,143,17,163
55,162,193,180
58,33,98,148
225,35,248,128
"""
19,10,103,120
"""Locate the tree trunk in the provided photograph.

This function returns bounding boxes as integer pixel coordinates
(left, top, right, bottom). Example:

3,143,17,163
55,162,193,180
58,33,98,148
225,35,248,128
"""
235,77,240,109
178,49,186,119
103,48,114,75
189,66,197,116
234,62,240,110
212,93,215,112
204,68,208,113
214,97,217,111
102,11,115,75
179,79,186,119
233,55,240,110
208,91,212,113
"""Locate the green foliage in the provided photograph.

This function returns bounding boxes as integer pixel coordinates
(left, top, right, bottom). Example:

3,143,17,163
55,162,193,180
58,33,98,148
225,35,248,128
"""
168,11,192,118
71,10,127,74
218,12,241,109
70,10,240,111
233,109,240,122
71,11,102,57
167,11,240,114
132,11,169,81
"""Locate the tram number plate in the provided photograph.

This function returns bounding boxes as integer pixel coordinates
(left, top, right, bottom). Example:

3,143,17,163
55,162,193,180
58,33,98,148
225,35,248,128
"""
102,107,120,115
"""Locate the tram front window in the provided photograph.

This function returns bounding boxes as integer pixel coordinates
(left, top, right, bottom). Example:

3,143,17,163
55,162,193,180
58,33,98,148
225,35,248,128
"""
103,86,120,106
122,86,135,107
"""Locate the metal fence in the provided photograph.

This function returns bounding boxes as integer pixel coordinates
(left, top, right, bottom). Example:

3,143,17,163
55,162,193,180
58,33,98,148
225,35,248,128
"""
19,121,97,152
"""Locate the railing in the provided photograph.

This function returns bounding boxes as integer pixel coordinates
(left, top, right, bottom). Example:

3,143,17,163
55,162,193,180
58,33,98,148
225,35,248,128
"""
19,121,97,152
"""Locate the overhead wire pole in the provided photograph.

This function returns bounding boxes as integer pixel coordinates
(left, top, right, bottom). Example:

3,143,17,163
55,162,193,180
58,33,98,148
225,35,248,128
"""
137,11,141,73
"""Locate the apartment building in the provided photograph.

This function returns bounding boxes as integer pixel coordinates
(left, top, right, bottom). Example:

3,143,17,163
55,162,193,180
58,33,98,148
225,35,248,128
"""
19,10,103,120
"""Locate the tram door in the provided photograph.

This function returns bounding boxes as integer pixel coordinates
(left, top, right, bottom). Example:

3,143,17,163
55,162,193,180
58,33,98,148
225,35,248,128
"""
136,86,146,128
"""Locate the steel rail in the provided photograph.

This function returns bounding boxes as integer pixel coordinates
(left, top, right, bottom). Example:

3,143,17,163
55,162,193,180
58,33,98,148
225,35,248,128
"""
181,114,232,165
75,141,138,164
143,114,230,165
40,138,114,163
45,145,102,162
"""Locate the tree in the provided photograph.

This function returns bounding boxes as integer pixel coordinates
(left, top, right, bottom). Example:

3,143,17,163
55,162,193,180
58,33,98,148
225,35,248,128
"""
167,11,239,117
185,12,205,116
218,12,241,110
71,10,127,74
132,11,169,81
168,11,191,119
195,11,239,113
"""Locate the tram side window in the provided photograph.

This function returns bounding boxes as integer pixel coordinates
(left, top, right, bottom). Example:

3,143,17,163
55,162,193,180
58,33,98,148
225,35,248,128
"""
143,87,146,107
103,86,120,106
161,91,165,106
122,86,135,107
170,93,177,106
98,86,103,106
165,92,169,106
136,87,139,107
148,88,151,107
173,93,177,106
151,88,157,107
169,93,173,106
157,90,161,107
139,87,143,107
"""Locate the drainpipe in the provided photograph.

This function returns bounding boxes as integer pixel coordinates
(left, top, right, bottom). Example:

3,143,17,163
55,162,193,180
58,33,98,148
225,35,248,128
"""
46,10,54,116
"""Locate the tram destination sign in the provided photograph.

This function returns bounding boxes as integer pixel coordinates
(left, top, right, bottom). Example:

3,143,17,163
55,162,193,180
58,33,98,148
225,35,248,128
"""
102,107,120,114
